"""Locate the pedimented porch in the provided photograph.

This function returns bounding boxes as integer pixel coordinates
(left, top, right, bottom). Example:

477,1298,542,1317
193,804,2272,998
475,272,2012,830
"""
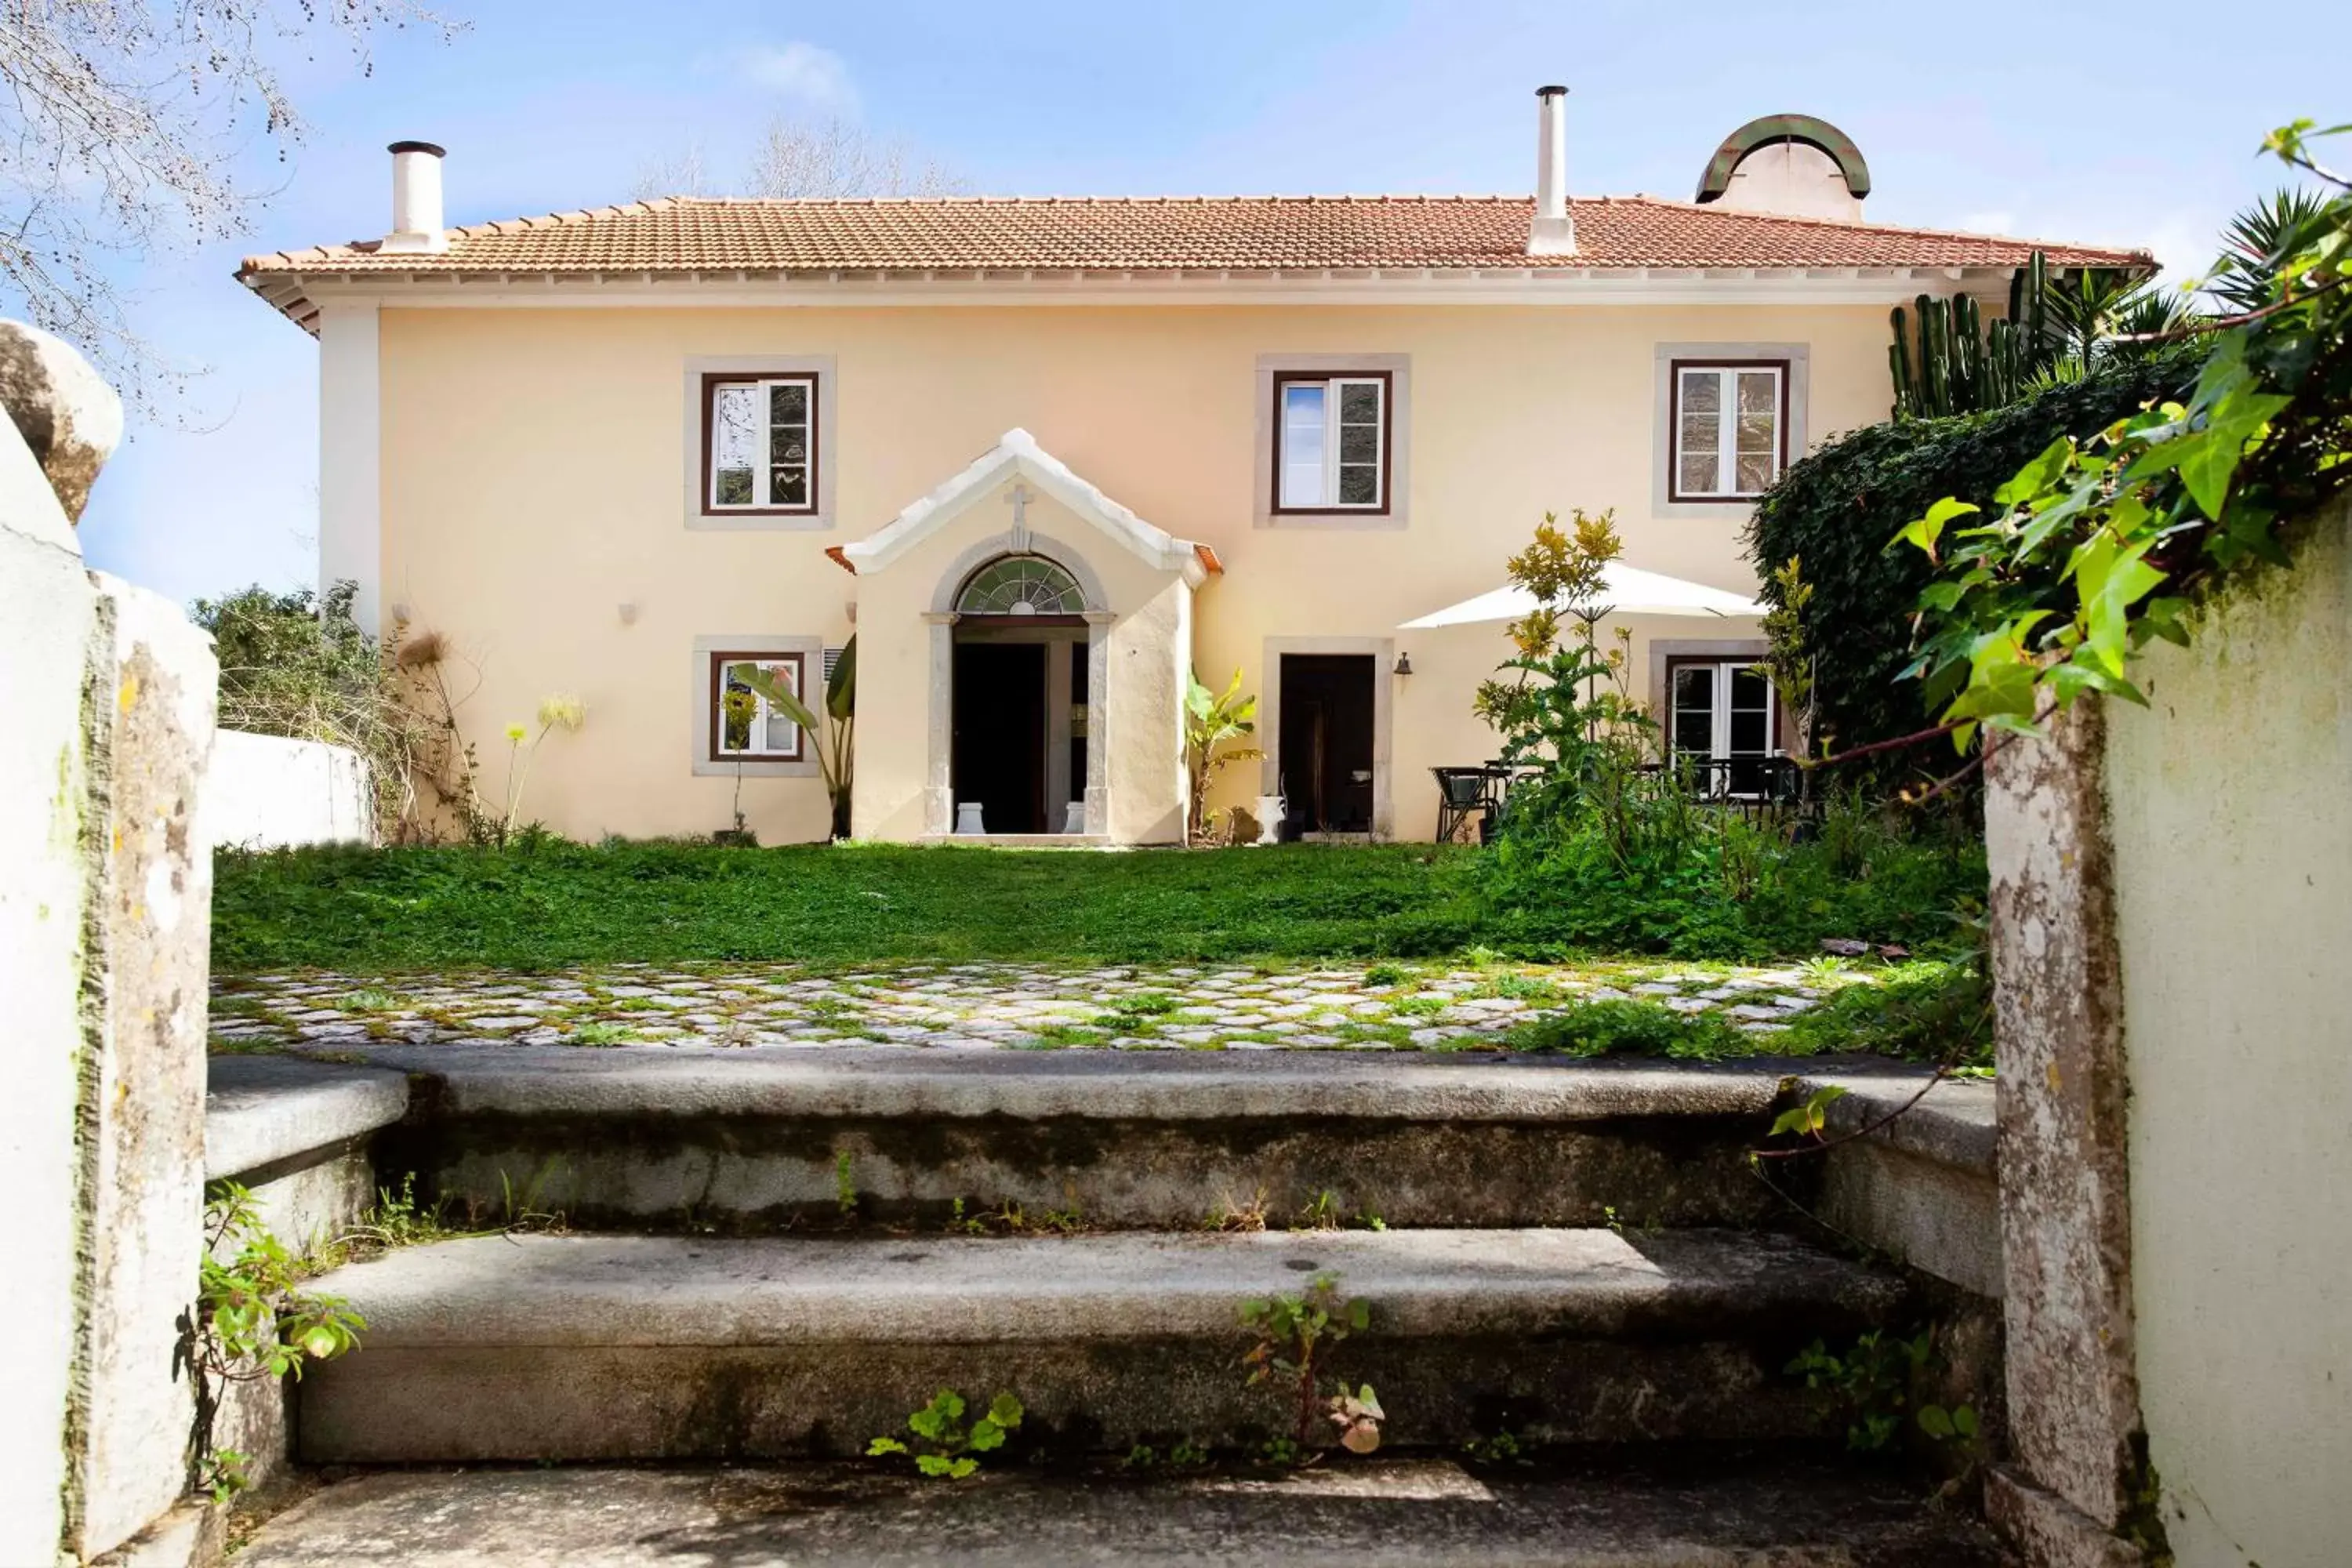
834,429,1218,845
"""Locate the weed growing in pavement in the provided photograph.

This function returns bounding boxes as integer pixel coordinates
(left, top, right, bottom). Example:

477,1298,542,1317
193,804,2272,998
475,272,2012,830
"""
1462,1430,1532,1467
1123,1439,1211,1471
1204,1188,1270,1232
1240,1273,1382,1455
1291,1189,1342,1231
835,1149,858,1221
1787,1329,1978,1456
869,1389,1025,1479
188,1184,368,1501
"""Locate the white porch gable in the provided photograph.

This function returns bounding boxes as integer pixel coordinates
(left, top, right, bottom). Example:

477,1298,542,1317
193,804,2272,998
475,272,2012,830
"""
840,428,1214,584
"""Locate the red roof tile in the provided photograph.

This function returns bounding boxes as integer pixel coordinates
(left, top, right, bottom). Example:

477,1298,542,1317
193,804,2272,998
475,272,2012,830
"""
240,193,2149,278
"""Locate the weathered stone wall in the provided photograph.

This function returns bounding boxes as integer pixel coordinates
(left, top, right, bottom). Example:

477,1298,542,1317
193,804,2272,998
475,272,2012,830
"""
0,328,106,1568
1983,701,2151,1565
2103,500,2350,1568
0,322,222,1564
75,575,217,1557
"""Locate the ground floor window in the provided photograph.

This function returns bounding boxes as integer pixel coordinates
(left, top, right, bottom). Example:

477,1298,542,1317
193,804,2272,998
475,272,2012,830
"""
710,650,805,762
1667,659,1777,796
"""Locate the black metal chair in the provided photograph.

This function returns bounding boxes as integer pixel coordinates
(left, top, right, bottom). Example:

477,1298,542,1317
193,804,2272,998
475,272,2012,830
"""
1421,771,1496,846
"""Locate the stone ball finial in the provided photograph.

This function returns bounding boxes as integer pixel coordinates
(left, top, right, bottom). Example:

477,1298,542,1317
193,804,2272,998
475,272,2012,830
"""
0,321,124,523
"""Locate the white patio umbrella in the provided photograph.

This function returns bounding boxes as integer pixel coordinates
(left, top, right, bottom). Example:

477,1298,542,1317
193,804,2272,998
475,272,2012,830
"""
1398,561,1762,628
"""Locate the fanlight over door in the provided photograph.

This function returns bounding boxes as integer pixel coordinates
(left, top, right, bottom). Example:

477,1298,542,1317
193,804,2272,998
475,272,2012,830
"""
956,555,1084,616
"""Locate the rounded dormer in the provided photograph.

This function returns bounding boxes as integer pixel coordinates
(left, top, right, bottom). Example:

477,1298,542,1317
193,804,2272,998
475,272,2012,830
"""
1694,114,1871,223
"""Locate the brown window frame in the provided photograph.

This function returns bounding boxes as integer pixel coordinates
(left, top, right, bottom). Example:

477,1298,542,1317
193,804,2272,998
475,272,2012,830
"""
707,649,808,764
1269,369,1395,517
699,371,822,517
1665,359,1790,504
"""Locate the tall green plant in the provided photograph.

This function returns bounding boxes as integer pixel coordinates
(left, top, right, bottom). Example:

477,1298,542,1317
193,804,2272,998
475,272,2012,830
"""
1889,253,2053,417
1889,251,2191,419
733,635,856,839
1184,667,1262,842
1472,510,1656,828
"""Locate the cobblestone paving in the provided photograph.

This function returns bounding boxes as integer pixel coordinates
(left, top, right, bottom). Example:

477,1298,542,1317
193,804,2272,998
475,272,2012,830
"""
209,959,1869,1055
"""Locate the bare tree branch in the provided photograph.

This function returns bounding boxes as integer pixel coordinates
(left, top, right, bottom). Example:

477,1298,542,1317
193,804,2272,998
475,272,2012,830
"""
0,1,464,403
633,116,965,203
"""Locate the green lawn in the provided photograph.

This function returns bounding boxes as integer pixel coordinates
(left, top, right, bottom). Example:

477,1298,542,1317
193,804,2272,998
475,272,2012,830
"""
212,840,1485,974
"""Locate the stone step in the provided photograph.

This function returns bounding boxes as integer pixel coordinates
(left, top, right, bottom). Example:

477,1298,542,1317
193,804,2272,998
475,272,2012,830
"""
328,1043,1833,1231
296,1227,1904,1463
234,1456,2007,1566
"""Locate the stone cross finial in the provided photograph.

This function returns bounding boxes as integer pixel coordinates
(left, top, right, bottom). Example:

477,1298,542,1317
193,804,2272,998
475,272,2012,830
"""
1004,481,1033,554
0,321,122,523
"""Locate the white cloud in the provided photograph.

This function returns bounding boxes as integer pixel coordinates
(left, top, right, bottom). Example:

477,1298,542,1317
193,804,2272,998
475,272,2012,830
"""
739,42,860,119
1958,210,2017,236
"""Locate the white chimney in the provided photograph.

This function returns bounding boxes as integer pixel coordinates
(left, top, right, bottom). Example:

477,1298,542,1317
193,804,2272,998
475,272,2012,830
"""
1529,85,1576,256
382,140,448,255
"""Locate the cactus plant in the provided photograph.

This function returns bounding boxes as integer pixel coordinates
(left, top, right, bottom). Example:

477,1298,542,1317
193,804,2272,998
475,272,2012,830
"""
1889,250,2062,419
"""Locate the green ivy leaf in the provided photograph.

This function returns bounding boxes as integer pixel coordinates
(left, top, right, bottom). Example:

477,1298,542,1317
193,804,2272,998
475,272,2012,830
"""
1992,437,2072,506
1893,496,1980,562
867,1437,908,1457
1917,1405,1956,1439
1952,1404,1980,1439
986,1392,1025,1429
2071,534,2168,677
969,1418,1005,1453
914,1454,956,1478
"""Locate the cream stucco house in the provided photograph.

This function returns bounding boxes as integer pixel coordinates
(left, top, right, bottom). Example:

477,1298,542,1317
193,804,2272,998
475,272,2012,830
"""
238,94,2145,845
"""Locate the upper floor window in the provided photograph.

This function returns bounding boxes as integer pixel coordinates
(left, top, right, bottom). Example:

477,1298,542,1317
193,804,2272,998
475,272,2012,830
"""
702,373,818,514
1670,361,1786,501
710,650,805,762
1272,372,1390,514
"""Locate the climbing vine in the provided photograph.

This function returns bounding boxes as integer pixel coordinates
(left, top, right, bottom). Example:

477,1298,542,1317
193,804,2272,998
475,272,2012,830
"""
1899,120,2351,752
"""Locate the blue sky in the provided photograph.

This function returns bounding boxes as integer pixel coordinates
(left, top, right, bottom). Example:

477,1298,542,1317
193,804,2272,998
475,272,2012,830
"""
71,0,2351,606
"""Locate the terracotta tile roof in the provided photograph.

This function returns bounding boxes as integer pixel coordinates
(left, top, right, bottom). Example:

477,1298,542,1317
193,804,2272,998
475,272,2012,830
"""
239,193,2149,278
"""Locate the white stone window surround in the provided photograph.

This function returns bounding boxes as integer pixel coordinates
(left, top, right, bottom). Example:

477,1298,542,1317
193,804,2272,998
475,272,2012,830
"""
1650,342,1809,520
1254,353,1412,530
690,633,823,777
1257,634,1397,840
681,354,838,531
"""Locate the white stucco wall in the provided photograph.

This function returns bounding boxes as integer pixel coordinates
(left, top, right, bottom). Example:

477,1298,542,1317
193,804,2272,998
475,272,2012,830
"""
209,728,373,850
2105,501,2351,1568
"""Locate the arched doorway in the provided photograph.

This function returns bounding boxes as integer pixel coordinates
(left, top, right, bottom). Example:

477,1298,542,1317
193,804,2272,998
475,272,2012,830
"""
949,553,1092,835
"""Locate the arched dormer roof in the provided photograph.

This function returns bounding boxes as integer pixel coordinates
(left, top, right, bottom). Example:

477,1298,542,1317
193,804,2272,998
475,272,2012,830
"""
1695,114,1871,204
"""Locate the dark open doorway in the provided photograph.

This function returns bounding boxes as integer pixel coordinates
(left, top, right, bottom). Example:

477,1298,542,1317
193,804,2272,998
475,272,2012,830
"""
1279,654,1375,834
952,641,1047,833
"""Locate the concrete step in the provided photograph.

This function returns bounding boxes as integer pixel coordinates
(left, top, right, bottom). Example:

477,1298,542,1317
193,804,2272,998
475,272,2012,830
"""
328,1043,1836,1231
296,1227,1904,1463
234,1456,2007,1566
